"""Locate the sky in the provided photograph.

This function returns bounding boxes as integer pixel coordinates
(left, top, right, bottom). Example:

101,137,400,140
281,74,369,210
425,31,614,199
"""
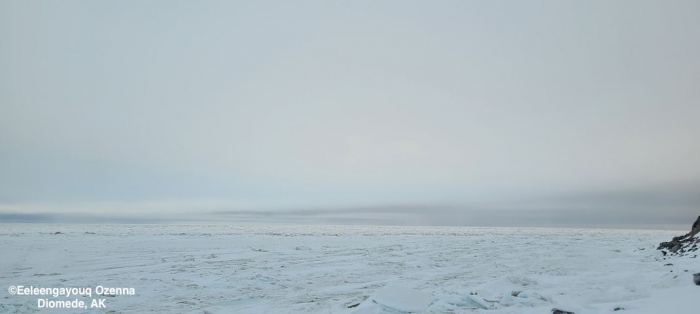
1,1,699,227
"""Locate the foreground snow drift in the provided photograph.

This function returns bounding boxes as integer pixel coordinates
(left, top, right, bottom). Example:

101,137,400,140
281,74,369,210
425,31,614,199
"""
0,224,695,313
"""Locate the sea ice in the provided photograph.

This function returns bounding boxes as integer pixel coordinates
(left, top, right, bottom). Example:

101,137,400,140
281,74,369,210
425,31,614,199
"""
371,284,434,313
0,224,694,314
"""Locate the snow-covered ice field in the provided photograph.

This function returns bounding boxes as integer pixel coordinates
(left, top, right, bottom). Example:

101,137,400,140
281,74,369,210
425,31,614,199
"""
0,224,697,314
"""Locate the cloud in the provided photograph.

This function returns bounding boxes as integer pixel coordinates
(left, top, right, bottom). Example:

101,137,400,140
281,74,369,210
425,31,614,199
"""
0,1,699,227
2,181,698,229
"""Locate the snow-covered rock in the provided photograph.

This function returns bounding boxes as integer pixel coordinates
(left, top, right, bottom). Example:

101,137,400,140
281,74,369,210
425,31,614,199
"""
657,229,699,258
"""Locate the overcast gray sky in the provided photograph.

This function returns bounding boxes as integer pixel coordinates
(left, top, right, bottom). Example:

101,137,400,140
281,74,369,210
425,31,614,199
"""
1,1,699,227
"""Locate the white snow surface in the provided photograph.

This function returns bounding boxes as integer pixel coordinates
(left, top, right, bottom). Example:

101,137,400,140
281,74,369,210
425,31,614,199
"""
0,224,697,314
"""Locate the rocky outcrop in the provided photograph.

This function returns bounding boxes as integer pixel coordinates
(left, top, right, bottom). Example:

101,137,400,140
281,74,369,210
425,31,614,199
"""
657,228,700,258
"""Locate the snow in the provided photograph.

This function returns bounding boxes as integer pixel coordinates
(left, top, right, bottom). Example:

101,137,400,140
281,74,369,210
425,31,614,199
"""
0,224,696,313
